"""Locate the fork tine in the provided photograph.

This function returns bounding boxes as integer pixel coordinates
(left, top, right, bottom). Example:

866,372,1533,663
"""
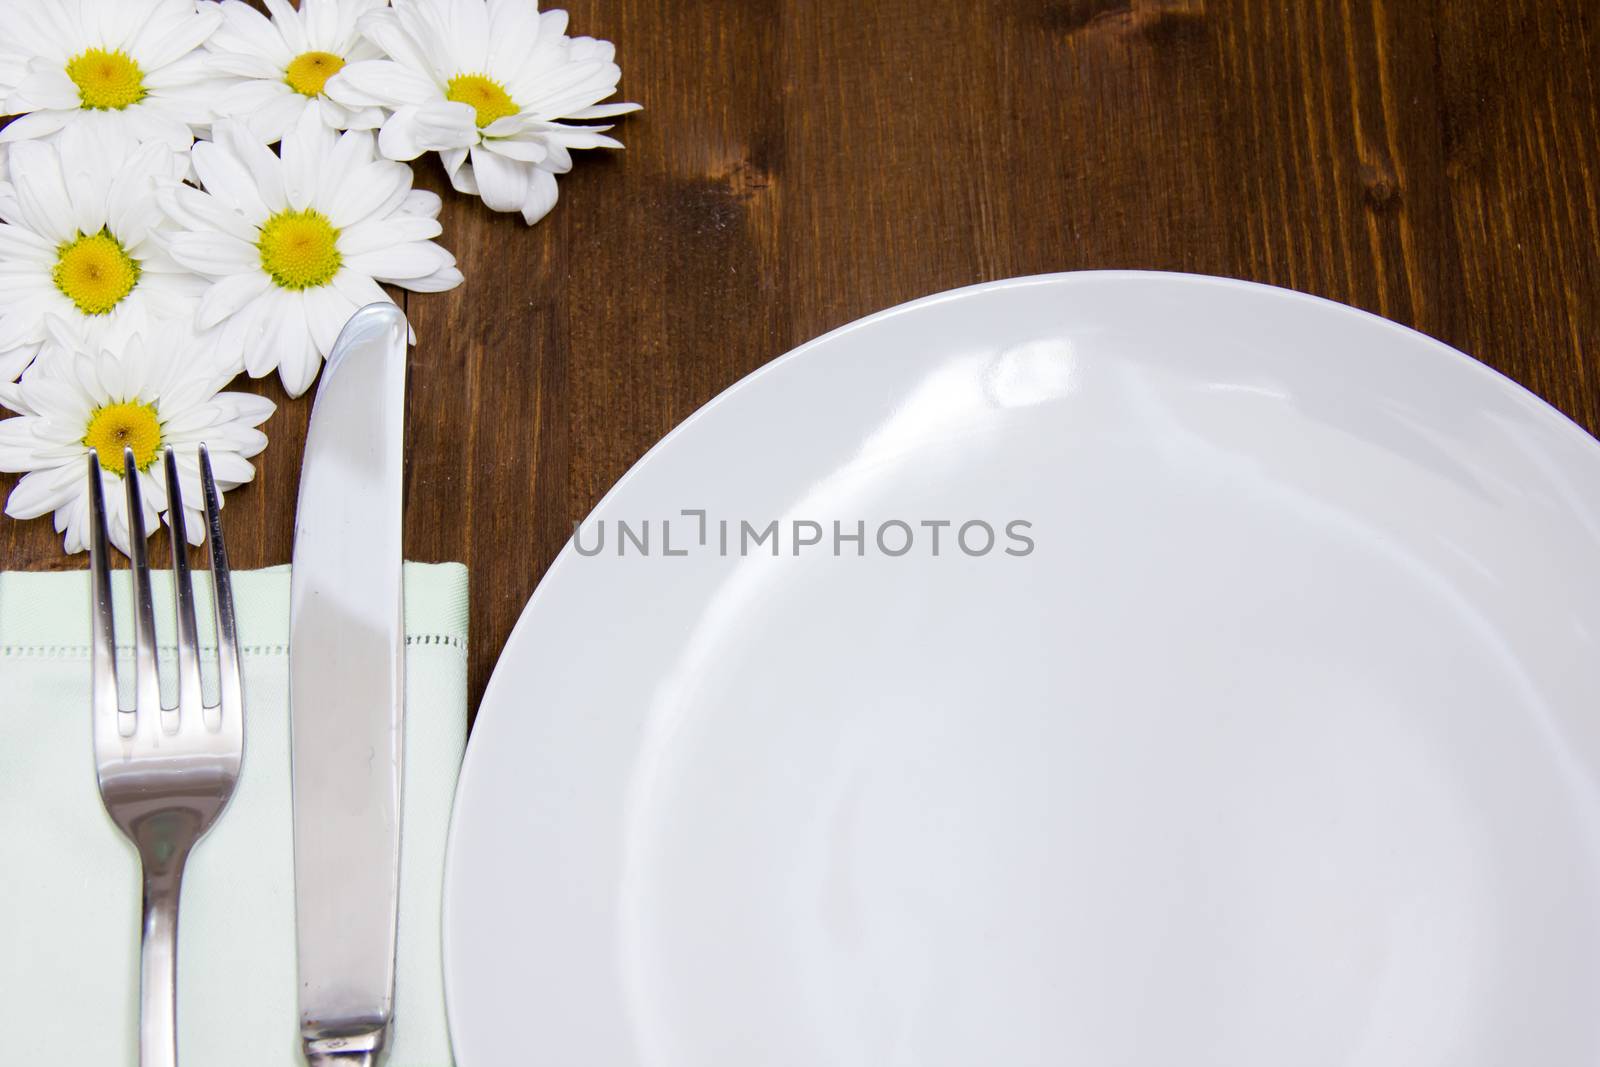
199,444,241,730
123,447,163,721
163,447,204,721
87,453,123,737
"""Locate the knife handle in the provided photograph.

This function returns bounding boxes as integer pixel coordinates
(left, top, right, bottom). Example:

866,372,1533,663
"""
304,1029,385,1067
306,1048,378,1067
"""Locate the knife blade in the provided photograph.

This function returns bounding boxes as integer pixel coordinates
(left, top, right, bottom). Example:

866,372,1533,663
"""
289,302,408,1066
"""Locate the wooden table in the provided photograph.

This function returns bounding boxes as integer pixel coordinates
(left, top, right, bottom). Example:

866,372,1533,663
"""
5,0,1598,717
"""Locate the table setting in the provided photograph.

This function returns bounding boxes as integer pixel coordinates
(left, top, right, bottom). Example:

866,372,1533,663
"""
2,1,1599,1066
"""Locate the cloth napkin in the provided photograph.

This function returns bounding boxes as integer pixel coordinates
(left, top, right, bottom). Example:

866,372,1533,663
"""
0,562,466,1066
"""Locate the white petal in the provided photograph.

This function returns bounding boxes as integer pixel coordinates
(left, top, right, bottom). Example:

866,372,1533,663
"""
510,58,619,117
277,338,321,397
262,0,309,53
299,0,342,50
390,0,455,81
326,59,436,108
481,135,549,164
214,390,276,427
303,283,356,355
403,262,463,293
0,110,72,144
280,109,336,210
326,122,377,169
203,447,261,486
207,51,286,80
104,144,176,247
330,270,387,310
252,92,314,146
388,192,433,222
377,102,477,161
520,166,560,225
5,466,82,519
535,141,570,174
566,35,614,64
538,9,572,39
197,272,272,329
323,98,387,132
228,297,272,377
346,241,453,282
375,107,428,162
212,0,293,67
486,0,543,76
250,288,301,374
439,147,473,192
337,214,441,255
566,101,643,120
446,0,491,72
158,184,259,244
355,7,437,82
10,67,78,110
8,141,73,243
216,77,294,118
0,221,54,262
469,144,530,213
130,3,222,69
190,137,271,223
168,232,260,276
324,161,407,228
445,164,478,197
217,120,287,214
0,343,36,383
111,104,196,152
547,126,626,152
0,310,46,354
62,157,106,238
141,50,221,92
415,101,481,149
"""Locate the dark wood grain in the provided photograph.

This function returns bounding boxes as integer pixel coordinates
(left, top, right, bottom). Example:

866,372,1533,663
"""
4,0,1599,720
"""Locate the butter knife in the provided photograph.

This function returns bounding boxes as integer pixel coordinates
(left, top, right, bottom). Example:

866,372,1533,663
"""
289,302,408,1066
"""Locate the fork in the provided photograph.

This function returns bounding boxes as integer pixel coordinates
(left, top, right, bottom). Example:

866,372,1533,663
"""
88,444,243,1067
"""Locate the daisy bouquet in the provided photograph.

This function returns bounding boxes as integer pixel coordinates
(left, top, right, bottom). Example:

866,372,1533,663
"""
0,0,636,555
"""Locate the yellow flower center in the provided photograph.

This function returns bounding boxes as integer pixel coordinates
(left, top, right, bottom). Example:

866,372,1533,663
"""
446,73,517,127
53,230,140,316
84,402,163,474
285,50,345,97
65,48,147,110
258,209,342,290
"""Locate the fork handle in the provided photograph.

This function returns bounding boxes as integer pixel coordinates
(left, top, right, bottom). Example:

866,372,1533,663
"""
139,862,185,1067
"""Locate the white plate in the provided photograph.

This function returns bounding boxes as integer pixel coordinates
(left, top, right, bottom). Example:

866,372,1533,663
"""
444,272,1600,1066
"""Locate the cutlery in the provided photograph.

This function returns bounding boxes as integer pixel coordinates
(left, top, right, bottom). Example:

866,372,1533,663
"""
89,445,243,1067
289,303,409,1066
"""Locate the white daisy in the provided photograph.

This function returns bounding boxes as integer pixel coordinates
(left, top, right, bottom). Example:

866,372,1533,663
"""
0,136,204,378
0,0,224,155
0,331,274,556
326,0,639,225
206,0,389,144
159,112,463,397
